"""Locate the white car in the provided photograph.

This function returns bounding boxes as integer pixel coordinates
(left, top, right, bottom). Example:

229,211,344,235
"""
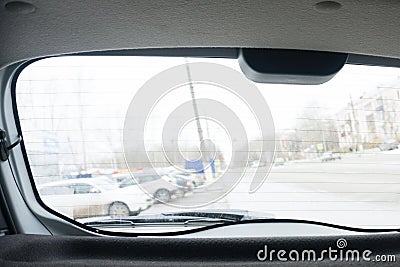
249,160,268,168
38,176,153,219
119,174,180,203
169,170,206,187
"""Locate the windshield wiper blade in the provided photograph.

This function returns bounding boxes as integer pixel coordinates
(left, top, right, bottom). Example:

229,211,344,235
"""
84,219,135,228
83,217,232,228
183,218,234,225
81,209,274,228
162,209,273,221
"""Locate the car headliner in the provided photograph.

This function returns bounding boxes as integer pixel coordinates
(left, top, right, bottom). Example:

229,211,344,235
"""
0,0,400,68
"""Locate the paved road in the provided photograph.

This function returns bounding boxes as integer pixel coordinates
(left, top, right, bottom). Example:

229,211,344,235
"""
143,150,400,228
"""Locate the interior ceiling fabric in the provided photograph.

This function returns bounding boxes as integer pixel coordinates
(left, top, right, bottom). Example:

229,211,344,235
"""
0,0,399,67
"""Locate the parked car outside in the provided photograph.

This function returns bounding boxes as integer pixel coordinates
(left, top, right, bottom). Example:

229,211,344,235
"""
332,152,342,160
38,176,153,219
108,173,132,183
379,139,399,151
119,174,180,203
167,175,194,193
169,170,206,187
249,160,268,168
321,152,334,162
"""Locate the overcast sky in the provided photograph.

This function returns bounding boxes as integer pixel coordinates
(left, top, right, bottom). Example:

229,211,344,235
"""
17,56,400,163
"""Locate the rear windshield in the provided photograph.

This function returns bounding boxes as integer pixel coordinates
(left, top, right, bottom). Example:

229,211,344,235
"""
16,56,400,231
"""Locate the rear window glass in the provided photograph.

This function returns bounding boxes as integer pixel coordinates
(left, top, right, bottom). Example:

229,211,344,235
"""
16,56,400,232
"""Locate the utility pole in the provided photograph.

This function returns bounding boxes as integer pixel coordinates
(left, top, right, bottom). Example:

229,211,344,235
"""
349,94,359,151
185,60,204,142
379,94,387,136
77,73,88,171
316,108,327,153
184,59,207,178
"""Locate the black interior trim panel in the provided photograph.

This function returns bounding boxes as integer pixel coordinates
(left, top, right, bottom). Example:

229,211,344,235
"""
0,182,14,235
0,234,399,266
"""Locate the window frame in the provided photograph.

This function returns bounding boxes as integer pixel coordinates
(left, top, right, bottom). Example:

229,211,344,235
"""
5,49,400,236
